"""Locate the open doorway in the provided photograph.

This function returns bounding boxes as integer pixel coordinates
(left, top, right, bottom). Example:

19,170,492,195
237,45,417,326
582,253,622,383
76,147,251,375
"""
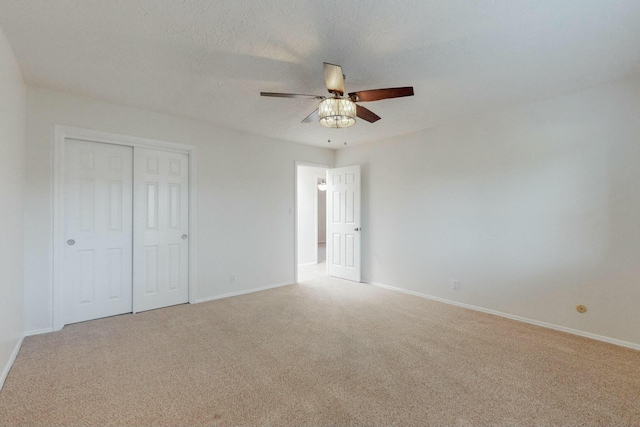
296,163,328,282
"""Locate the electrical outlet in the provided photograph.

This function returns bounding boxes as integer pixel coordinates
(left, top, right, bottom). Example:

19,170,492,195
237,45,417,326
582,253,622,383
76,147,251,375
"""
230,274,236,284
452,280,461,290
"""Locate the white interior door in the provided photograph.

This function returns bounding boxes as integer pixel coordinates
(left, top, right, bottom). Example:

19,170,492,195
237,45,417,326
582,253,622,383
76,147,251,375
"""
326,165,361,282
134,148,189,312
63,139,133,324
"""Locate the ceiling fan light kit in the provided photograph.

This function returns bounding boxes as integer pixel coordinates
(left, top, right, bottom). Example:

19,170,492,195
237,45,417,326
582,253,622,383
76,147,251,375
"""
260,62,414,128
318,98,357,128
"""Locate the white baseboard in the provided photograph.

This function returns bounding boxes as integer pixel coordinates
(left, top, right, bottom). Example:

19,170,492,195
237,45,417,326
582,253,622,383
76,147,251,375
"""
298,261,317,267
193,281,295,304
25,327,54,337
1,336,24,391
366,281,640,351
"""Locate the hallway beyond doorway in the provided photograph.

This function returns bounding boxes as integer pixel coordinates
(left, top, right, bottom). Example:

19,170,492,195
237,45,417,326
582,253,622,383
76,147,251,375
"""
299,243,326,282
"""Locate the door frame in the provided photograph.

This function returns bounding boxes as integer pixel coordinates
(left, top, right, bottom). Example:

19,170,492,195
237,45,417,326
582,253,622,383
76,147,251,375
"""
52,125,198,331
294,161,330,284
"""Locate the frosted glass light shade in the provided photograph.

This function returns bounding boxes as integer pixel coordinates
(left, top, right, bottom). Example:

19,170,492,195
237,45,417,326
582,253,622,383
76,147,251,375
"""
318,98,356,128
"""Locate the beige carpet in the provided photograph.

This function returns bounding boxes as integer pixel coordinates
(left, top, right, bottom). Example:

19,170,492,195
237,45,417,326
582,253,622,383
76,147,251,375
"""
1,268,639,426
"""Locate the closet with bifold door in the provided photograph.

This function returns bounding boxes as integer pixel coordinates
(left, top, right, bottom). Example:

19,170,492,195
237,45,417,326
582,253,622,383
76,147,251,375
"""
62,138,189,326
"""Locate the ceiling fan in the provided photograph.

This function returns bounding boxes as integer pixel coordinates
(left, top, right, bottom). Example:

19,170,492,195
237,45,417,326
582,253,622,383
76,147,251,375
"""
260,62,414,128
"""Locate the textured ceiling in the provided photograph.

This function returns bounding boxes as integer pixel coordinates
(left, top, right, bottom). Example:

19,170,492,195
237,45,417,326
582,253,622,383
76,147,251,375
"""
2,0,640,149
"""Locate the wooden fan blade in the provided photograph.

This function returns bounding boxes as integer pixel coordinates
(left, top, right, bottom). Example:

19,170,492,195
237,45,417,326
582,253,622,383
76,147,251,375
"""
301,108,319,123
261,92,324,99
323,62,344,95
349,87,414,102
356,105,381,123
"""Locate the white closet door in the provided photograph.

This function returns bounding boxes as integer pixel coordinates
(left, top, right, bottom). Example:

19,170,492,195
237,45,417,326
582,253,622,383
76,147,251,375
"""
134,148,189,312
326,165,361,282
63,139,133,324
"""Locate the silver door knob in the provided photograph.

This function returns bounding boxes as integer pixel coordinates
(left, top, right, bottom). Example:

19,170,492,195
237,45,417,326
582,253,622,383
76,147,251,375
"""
182,234,188,240
67,239,75,246
354,228,360,231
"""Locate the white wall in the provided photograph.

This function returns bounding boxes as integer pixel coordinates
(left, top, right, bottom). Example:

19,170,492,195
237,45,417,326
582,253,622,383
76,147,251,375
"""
318,183,326,243
24,87,334,332
336,76,640,346
0,25,25,384
297,165,327,266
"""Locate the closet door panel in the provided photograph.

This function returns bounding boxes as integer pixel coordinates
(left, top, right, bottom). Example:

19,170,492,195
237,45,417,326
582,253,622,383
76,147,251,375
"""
63,140,133,324
134,148,189,312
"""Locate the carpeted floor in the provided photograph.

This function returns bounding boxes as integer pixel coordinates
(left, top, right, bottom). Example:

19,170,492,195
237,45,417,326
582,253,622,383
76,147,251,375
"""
1,265,639,426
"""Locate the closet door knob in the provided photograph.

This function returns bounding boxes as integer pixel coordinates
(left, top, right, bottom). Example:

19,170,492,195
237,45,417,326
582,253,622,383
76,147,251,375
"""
67,239,75,246
182,234,188,240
